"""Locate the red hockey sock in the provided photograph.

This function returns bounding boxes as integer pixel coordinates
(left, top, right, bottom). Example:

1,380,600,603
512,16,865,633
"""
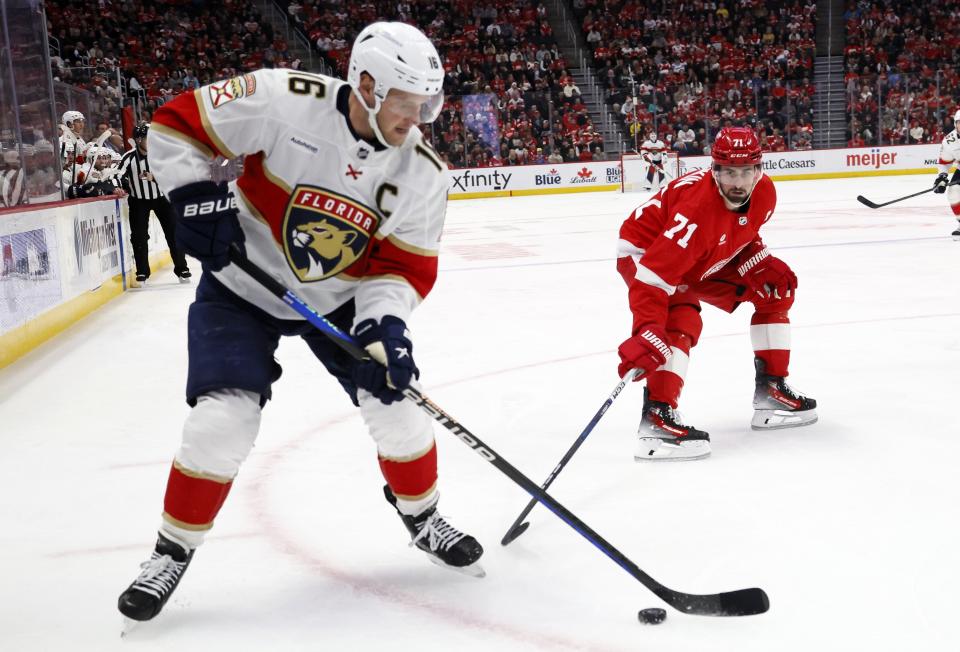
379,442,438,501
751,311,791,377
162,461,233,530
756,349,790,378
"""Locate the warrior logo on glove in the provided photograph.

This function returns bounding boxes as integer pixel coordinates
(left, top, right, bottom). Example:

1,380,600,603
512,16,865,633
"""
284,186,381,281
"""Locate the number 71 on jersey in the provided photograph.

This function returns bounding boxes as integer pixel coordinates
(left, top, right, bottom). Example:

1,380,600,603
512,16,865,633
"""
664,213,698,248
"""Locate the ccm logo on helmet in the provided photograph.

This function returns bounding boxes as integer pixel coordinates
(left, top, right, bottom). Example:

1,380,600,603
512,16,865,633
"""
182,197,238,217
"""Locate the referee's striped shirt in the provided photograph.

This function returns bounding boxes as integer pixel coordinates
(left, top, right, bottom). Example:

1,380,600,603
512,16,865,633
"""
117,148,163,200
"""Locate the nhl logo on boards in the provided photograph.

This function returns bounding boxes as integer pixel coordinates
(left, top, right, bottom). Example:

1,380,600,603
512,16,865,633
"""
283,186,380,282
738,216,748,225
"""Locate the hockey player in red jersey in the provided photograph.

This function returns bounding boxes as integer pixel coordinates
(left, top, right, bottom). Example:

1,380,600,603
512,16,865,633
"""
117,22,483,624
616,127,817,461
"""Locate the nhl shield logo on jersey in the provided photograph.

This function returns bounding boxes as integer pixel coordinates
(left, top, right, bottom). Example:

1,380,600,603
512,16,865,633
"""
283,187,380,281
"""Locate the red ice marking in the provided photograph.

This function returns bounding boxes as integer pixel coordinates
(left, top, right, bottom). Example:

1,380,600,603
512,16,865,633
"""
446,243,535,261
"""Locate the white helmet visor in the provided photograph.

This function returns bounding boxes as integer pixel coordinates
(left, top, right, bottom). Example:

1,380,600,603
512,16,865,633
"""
382,89,444,124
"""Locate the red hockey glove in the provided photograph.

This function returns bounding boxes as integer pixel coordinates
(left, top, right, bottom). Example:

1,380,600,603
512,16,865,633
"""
617,325,672,379
736,246,797,300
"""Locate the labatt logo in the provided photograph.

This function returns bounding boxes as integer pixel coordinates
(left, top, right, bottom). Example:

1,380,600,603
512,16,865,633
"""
571,167,597,184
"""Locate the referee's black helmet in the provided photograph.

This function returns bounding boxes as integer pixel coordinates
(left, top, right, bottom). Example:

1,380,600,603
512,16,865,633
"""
133,122,149,139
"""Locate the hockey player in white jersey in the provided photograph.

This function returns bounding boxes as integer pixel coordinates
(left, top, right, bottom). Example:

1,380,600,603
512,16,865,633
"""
118,22,484,624
59,110,87,160
639,132,668,190
932,109,960,239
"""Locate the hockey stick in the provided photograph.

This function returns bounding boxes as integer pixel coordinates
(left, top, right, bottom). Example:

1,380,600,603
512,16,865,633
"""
228,246,769,617
856,180,960,209
500,368,640,546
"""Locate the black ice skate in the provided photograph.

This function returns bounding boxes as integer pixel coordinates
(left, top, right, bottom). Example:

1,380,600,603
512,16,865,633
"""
952,224,960,241
383,485,485,578
636,388,711,461
752,358,818,430
118,532,195,623
177,269,192,283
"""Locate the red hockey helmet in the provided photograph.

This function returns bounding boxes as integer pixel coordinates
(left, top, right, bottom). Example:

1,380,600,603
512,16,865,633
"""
711,127,762,166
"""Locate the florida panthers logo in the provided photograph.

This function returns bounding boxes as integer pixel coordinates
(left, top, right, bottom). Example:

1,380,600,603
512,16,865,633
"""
283,186,380,281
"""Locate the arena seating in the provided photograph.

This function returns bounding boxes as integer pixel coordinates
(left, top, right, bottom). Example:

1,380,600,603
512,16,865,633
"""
570,0,817,153
843,0,960,146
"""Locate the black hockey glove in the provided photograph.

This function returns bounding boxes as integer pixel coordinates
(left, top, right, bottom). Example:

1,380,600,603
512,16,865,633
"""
933,172,949,194
351,316,420,404
169,181,244,271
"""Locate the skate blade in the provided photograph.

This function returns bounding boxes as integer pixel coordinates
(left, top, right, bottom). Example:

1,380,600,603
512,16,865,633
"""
635,437,711,462
120,617,140,638
425,554,486,578
751,409,818,430
178,276,192,284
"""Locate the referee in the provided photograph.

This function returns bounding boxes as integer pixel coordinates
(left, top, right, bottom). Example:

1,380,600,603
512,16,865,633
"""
118,123,191,284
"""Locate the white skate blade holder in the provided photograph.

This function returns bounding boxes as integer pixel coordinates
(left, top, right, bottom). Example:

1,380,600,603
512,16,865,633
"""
635,437,711,462
751,408,818,430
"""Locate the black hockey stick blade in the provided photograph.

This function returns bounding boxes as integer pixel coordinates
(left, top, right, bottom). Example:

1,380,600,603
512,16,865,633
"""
499,521,530,546
855,194,882,209
657,586,770,617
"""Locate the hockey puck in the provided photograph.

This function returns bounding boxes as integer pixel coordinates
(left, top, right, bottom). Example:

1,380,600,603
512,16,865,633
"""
637,608,667,625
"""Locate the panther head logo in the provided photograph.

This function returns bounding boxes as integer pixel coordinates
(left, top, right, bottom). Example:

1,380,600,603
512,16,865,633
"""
291,218,360,280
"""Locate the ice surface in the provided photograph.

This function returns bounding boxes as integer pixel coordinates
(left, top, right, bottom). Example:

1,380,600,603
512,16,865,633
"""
1,176,958,650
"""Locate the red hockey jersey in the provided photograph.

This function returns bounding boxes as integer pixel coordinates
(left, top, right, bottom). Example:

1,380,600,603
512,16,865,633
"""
617,168,776,330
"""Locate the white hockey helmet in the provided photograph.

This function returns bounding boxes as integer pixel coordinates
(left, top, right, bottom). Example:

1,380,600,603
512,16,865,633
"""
62,110,86,126
110,149,121,163
347,21,445,147
954,109,960,125
35,139,55,154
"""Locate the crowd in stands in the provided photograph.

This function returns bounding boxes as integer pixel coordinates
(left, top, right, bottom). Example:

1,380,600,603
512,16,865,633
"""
572,0,817,154
281,0,607,167
843,0,960,146
46,0,302,128
27,0,960,190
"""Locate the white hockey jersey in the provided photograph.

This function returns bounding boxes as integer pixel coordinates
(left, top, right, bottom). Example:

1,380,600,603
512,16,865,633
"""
149,68,448,325
640,137,667,162
937,129,960,174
